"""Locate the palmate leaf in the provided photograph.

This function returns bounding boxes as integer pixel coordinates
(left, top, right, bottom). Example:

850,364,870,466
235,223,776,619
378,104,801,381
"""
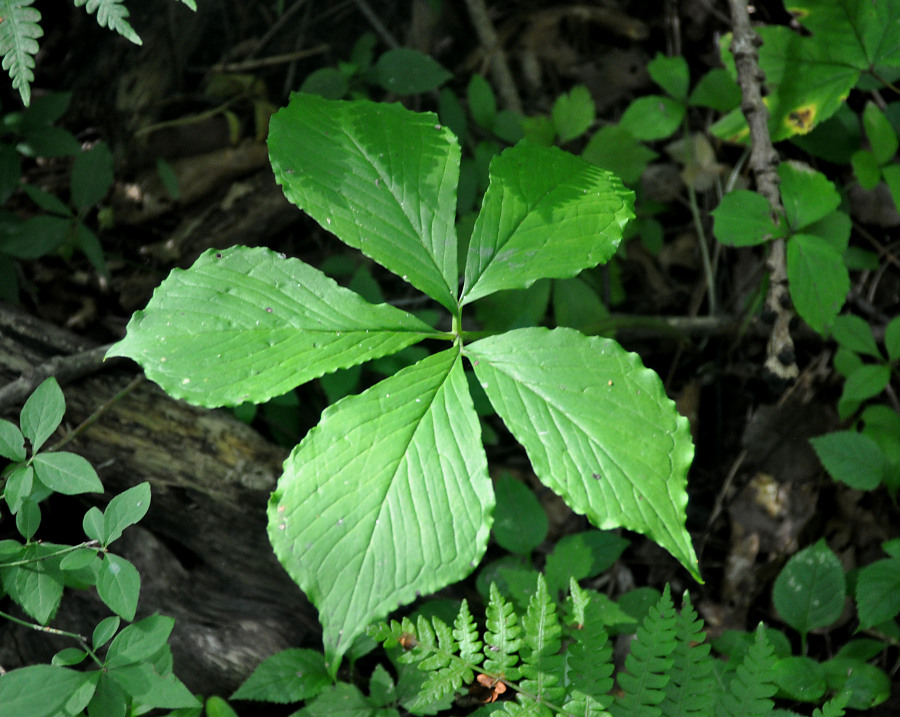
0,0,42,107
106,246,440,407
460,143,633,306
269,93,460,312
267,347,493,671
466,328,699,580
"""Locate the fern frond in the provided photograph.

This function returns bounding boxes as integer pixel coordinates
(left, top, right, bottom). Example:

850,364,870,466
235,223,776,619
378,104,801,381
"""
715,623,778,717
610,584,677,717
73,0,142,45
563,581,614,717
659,591,714,717
0,0,42,106
812,692,848,717
516,575,565,709
176,0,196,8
484,583,523,680
454,599,483,666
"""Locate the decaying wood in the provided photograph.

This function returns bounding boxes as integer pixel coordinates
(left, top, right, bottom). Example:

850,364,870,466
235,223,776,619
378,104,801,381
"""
0,303,316,695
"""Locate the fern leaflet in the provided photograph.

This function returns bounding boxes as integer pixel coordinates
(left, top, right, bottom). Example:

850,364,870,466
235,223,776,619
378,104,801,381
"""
484,583,523,681
563,580,614,717
610,584,677,717
812,692,848,717
73,0,142,45
0,0,42,106
715,623,778,716
660,591,714,717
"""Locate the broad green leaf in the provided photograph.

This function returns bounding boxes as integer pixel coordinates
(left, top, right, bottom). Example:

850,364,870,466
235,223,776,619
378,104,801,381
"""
96,553,140,621
298,682,375,717
87,673,129,717
14,560,63,624
103,482,151,545
551,85,595,143
786,234,849,334
32,451,103,495
466,327,699,579
582,124,658,186
268,347,493,670
863,102,898,165
712,190,776,247
810,431,884,491
20,376,64,452
856,558,900,629
461,143,634,305
773,656,826,702
205,696,239,717
3,464,33,513
648,53,689,101
0,665,91,717
779,162,840,231
0,418,25,461
619,95,684,141
823,658,891,710
15,498,40,538
544,530,629,598
106,615,174,669
832,314,880,357
373,48,451,95
230,648,331,703
0,214,70,259
842,363,891,403
268,94,459,311
773,540,845,635
492,473,548,556
688,68,741,111
106,246,438,407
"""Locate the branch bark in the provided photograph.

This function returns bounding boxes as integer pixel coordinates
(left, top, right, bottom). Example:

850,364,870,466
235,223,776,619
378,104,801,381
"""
728,0,798,386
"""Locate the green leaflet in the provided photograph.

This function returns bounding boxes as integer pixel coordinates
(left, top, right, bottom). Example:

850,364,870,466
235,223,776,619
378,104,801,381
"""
467,327,699,580
267,347,493,671
106,246,439,407
268,94,460,312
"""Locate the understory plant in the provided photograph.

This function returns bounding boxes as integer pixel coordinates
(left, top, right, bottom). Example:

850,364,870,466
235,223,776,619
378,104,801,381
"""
107,92,700,671
0,378,197,716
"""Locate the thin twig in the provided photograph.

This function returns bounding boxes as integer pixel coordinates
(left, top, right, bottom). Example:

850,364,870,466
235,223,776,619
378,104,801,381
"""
353,0,400,50
463,0,523,114
50,375,144,453
727,0,798,385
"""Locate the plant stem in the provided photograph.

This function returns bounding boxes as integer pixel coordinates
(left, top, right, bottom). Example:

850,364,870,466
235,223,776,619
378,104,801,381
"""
0,609,104,667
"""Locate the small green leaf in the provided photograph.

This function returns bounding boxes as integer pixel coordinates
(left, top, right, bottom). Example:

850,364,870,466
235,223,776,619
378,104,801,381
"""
786,234,849,334
87,673,129,717
863,102,898,165
619,95,684,141
52,647,88,667
551,85,595,143
14,558,63,624
3,464,33,514
15,498,40,539
32,451,103,495
107,663,198,709
96,553,141,621
374,48,451,95
461,143,634,305
773,539,845,635
205,696,239,717
83,506,104,543
811,429,885,492
268,95,460,311
467,74,496,131
832,315,880,357
0,665,92,717
851,150,881,190
59,547,98,571
106,614,174,669
491,473,547,556
93,616,121,649
856,558,900,629
881,163,900,212
103,482,151,545
296,682,374,717
823,658,891,711
268,347,493,670
648,53,689,101
20,377,64,452
842,363,891,403
582,124,658,186
467,327,699,579
71,142,113,209
106,246,438,407
689,68,741,111
0,418,25,462
231,648,330,703
779,162,842,232
712,190,776,247
885,315,900,362
300,67,349,99
544,530,629,598
1,214,71,259
773,656,826,702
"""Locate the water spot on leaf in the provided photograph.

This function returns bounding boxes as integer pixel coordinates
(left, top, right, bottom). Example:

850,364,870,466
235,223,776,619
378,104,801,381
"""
182,378,190,385
265,307,273,313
